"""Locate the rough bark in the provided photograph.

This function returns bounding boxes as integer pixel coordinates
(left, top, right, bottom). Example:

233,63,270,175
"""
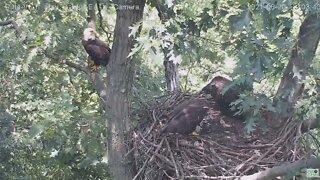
105,1,145,179
268,14,320,128
86,0,96,29
164,60,180,92
274,14,320,113
155,1,180,92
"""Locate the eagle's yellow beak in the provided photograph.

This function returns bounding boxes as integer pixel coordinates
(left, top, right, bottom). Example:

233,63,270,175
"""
92,31,98,37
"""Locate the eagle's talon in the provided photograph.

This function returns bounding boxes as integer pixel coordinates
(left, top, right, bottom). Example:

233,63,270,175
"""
191,131,200,136
90,64,97,72
88,59,97,72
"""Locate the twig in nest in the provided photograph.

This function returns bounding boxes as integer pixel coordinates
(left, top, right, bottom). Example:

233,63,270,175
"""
194,136,232,151
231,144,274,149
124,146,135,157
242,120,299,174
132,146,153,179
220,152,243,163
220,149,251,158
139,132,159,148
132,138,164,180
307,132,320,151
144,109,159,136
265,146,283,161
184,175,240,179
165,137,181,179
132,92,307,178
293,122,303,161
163,169,174,179
154,151,175,168
236,154,259,171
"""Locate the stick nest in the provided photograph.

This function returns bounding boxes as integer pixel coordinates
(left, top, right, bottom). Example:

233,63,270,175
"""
131,93,307,179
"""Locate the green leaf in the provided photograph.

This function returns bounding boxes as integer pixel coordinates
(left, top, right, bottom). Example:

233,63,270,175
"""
229,9,250,32
29,124,44,138
128,43,142,58
252,57,264,81
292,65,302,80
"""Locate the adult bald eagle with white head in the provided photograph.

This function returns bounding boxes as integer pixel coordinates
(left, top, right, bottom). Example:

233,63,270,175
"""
82,28,111,71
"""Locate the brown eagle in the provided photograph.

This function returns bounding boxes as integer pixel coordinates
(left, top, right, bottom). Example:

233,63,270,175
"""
200,76,244,119
82,28,111,71
160,98,211,135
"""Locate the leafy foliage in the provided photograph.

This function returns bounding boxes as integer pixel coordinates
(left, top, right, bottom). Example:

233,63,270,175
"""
1,0,320,178
0,0,111,179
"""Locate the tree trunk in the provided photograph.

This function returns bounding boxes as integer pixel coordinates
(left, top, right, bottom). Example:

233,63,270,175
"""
272,14,320,124
164,60,180,92
275,14,320,105
105,1,145,179
156,1,180,92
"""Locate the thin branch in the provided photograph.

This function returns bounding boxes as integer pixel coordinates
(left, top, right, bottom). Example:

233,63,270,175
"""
10,21,22,36
186,32,221,45
165,137,180,179
0,20,13,26
44,50,108,110
132,138,164,180
63,59,89,74
43,51,89,74
0,20,22,37
96,0,112,41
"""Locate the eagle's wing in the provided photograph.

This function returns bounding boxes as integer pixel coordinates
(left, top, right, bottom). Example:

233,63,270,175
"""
82,39,110,66
82,40,95,57
95,38,111,52
160,98,210,134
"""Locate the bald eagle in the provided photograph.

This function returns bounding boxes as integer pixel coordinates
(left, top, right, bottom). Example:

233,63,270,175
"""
160,98,211,135
82,28,111,71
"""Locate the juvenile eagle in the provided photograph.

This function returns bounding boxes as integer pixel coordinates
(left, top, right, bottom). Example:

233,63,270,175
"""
160,98,211,135
82,28,111,71
200,76,247,119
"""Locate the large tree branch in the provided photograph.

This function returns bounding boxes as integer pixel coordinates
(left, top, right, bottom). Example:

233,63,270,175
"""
0,20,22,37
241,157,320,180
275,14,320,106
268,14,320,127
63,60,88,73
88,71,108,110
96,0,112,41
83,0,109,110
43,51,89,73
0,20,13,26
155,1,180,92
44,50,108,108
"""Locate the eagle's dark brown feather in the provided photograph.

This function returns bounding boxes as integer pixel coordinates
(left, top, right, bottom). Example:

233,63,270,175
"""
160,98,211,135
82,39,111,66
200,76,246,119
